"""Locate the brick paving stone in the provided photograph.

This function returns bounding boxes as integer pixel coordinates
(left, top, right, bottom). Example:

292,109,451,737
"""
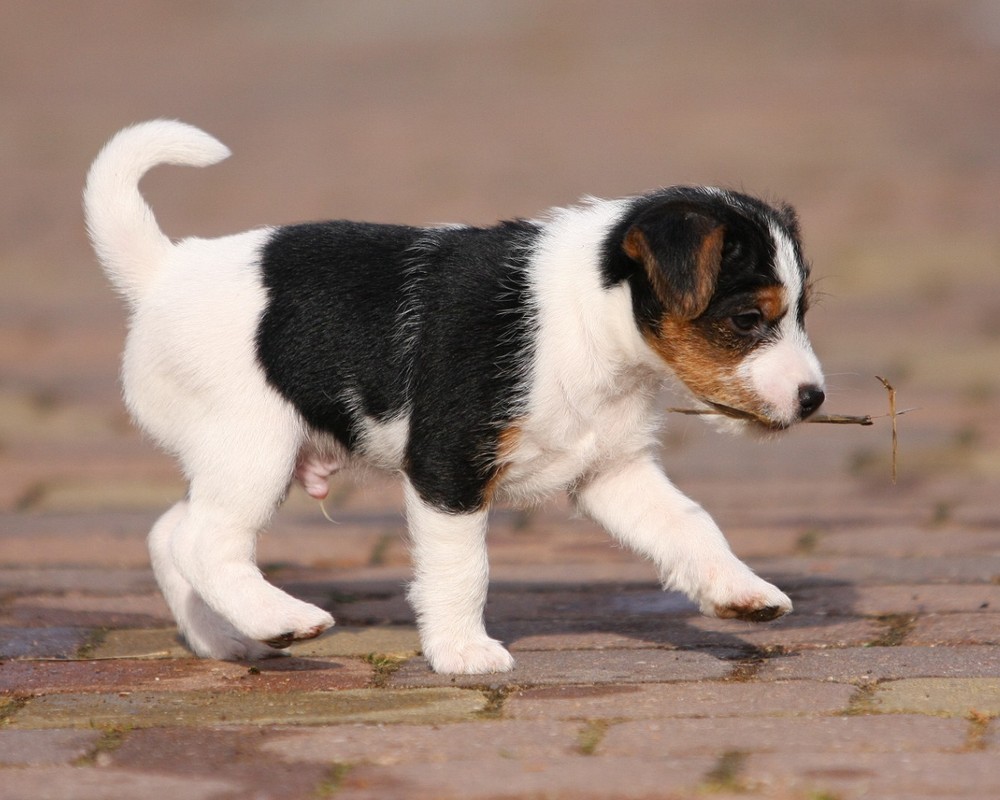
259,523,409,572
488,562,664,585
4,591,171,628
506,681,857,720
792,583,1000,616
91,621,421,664
909,611,1000,646
871,677,1000,717
0,511,155,567
0,654,373,694
811,526,1000,557
0,530,145,568
7,687,487,729
0,568,156,595
0,626,92,659
0,729,102,766
261,719,583,764
19,477,185,514
289,624,420,658
323,593,413,626
108,727,336,800
677,614,881,650
391,648,732,689
88,627,188,659
750,556,1000,586
599,714,968,757
745,751,1000,799
758,645,1000,682
1,766,239,800
332,755,718,800
985,721,1000,750
488,588,697,622
494,612,877,655
501,623,700,653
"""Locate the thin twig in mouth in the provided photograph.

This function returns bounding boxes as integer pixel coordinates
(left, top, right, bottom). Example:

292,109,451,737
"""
665,406,915,426
664,401,786,429
667,376,914,483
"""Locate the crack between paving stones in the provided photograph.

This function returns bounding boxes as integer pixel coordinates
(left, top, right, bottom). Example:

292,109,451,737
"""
867,613,918,647
475,685,512,719
844,680,880,716
314,762,352,798
363,653,406,688
575,719,611,755
722,644,785,682
964,709,994,751
700,749,751,794
0,694,31,725
73,723,133,766
75,627,109,659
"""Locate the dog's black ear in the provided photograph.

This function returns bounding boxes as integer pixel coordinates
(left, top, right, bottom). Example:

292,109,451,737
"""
622,207,724,320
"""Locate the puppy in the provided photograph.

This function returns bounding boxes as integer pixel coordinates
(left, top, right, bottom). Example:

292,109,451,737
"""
84,120,825,674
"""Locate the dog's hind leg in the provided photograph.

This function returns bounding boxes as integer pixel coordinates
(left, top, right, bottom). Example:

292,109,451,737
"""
403,480,515,675
165,404,334,650
149,500,287,660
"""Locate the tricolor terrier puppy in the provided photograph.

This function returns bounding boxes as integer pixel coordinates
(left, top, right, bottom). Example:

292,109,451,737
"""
85,121,825,674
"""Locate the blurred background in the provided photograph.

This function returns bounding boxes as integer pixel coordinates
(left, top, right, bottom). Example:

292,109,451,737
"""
1,1,999,567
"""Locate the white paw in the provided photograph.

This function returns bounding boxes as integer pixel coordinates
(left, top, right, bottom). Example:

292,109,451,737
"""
178,601,290,661
700,572,792,622
424,637,516,675
242,599,335,650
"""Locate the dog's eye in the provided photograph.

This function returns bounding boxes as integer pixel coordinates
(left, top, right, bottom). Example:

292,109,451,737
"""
729,310,763,335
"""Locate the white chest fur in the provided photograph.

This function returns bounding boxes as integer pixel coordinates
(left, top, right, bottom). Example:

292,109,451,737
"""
496,199,664,501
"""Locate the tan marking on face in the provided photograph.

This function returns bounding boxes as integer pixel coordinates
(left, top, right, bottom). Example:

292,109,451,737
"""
481,422,522,507
691,226,725,318
755,285,788,324
644,317,774,425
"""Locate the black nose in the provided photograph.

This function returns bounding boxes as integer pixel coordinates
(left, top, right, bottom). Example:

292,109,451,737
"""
798,385,825,418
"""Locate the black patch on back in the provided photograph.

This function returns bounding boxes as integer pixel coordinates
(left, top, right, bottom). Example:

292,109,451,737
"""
256,219,539,512
404,221,538,512
257,221,419,450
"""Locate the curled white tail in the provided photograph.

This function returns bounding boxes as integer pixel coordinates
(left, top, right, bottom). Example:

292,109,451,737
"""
83,120,231,304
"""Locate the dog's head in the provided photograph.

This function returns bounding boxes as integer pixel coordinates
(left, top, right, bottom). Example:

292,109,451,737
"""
606,187,824,431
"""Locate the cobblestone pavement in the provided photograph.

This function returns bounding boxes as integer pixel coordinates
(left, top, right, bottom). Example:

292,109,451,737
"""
3,2,1000,798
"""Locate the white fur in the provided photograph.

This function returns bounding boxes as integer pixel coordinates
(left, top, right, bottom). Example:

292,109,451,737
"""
404,480,514,674
86,121,819,674
495,201,662,503
572,456,791,618
86,122,333,656
84,120,231,304
737,224,824,425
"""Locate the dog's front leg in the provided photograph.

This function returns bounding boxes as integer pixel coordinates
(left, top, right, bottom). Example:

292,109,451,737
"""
572,454,791,621
403,480,514,674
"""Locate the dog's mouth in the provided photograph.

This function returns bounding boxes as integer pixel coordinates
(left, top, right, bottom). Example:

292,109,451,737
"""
704,400,791,432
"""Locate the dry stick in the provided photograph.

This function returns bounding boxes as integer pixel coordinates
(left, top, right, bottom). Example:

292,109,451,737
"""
876,375,899,484
667,376,911,483
664,407,875,425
